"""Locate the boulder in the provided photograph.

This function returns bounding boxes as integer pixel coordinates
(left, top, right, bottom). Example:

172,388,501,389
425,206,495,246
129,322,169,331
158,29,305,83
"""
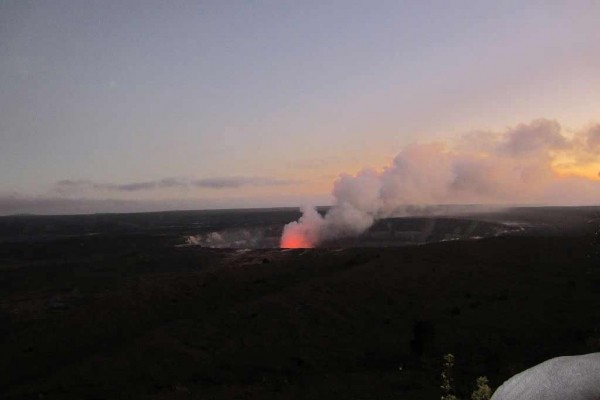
492,353,600,400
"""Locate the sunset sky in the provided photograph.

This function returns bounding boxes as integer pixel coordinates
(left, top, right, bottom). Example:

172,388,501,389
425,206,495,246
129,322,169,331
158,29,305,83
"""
1,1,599,214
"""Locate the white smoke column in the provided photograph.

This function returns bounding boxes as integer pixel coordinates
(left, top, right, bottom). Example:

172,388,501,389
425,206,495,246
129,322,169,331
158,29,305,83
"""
280,119,600,248
279,171,381,248
280,205,325,248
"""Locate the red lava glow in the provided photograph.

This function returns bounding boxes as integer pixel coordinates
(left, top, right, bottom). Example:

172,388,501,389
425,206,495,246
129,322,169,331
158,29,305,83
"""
280,233,313,249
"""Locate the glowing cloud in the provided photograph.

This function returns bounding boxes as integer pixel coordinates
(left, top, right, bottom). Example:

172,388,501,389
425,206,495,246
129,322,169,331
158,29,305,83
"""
280,119,600,248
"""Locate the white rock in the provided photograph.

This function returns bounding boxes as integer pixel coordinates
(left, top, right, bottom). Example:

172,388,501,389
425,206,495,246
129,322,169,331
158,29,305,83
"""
492,353,600,400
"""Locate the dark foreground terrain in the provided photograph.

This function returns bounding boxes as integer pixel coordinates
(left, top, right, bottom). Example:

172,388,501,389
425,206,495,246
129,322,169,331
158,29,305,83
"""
0,207,599,399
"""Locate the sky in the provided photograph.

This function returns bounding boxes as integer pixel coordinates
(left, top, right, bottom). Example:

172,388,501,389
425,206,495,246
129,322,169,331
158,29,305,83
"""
1,1,599,214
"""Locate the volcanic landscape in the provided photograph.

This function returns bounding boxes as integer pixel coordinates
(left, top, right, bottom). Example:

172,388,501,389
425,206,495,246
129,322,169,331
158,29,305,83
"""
0,206,599,399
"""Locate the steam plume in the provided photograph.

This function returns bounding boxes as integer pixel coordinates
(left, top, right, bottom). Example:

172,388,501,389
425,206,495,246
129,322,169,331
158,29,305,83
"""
280,119,600,248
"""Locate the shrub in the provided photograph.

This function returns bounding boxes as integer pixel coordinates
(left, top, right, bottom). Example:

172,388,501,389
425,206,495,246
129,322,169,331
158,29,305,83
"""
471,376,492,400
441,354,459,400
440,354,493,400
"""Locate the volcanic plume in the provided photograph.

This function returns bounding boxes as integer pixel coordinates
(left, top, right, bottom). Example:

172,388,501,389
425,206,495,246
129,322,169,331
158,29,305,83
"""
280,119,600,248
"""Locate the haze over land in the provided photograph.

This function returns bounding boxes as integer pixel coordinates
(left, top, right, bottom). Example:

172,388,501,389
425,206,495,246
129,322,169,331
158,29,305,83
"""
1,1,600,215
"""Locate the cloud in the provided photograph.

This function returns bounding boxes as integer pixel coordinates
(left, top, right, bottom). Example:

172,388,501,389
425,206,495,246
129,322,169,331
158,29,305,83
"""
114,178,186,191
0,192,330,216
0,195,141,215
584,125,600,150
496,119,568,157
54,176,299,193
281,118,600,247
191,177,298,189
55,178,188,193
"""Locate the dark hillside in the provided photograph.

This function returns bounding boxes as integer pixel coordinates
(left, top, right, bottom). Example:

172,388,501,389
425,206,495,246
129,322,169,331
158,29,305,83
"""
1,223,598,399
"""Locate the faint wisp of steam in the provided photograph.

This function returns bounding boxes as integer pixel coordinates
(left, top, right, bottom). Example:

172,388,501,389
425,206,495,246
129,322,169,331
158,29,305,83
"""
186,227,280,249
281,119,600,248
